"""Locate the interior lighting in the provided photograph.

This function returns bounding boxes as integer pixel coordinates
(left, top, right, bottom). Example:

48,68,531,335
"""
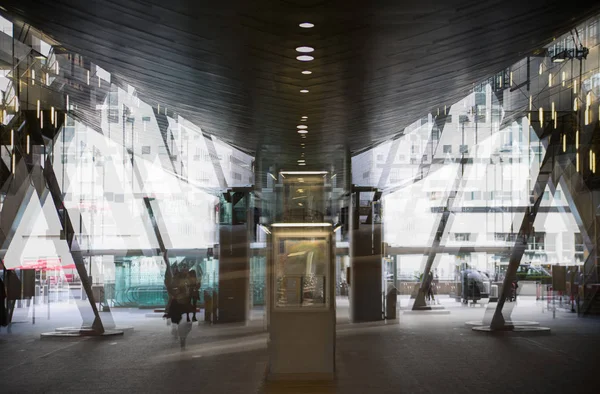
576,130,579,149
298,130,308,134
298,159,305,163
539,63,543,75
66,95,69,111
334,225,342,232
10,129,13,150
297,55,314,61
301,116,308,119
510,71,513,86
272,223,332,228
302,70,312,75
280,171,327,175
11,153,15,174
574,98,578,112
45,72,49,85
37,100,40,118
587,92,592,107
554,114,557,129
55,61,59,74
51,106,55,124
585,108,590,125
548,73,552,87
574,80,578,94
539,107,543,126
26,134,30,154
551,102,555,119
40,110,43,129
298,163,306,166
296,46,314,53
562,71,566,86
444,105,447,115
563,134,566,152
31,69,35,85
590,149,593,171
297,125,307,129
299,22,314,28
529,96,532,111
300,89,309,93
87,70,90,85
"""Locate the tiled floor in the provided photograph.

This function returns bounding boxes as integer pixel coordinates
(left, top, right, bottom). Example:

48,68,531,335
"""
1,296,599,393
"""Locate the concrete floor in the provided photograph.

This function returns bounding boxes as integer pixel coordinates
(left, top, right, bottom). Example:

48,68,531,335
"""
1,296,599,393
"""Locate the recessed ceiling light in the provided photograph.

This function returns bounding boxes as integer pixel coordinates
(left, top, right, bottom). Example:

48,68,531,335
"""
298,130,308,134
300,118,307,122
296,46,314,53
298,163,306,166
299,22,314,28
301,143,305,146
302,70,312,75
297,125,307,129
298,160,305,163
300,89,309,93
301,116,308,119
297,55,314,62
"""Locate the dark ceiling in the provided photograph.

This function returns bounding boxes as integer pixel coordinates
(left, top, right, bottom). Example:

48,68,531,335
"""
2,0,600,167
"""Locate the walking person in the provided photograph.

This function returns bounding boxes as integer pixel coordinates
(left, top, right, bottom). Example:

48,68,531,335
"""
187,268,202,322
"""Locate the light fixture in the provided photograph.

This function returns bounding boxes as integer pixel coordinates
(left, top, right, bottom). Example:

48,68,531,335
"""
296,46,314,53
31,69,35,85
280,171,327,175
298,130,308,134
301,143,305,146
299,22,314,28
298,160,305,163
269,172,277,181
585,108,590,125
574,98,578,112
529,96,532,111
11,152,15,174
563,134,566,152
334,225,342,232
26,134,30,154
510,71,513,86
301,118,307,122
37,100,40,119
51,106,55,124
301,116,308,119
297,125,307,129
66,95,69,111
574,80,578,94
300,89,309,93
539,63,543,75
40,110,43,129
539,107,543,126
302,70,312,75
87,70,90,85
562,71,566,86
14,97,18,112
298,163,306,166
548,73,552,87
587,92,592,107
297,55,314,61
45,72,49,85
55,61,59,74
551,102,555,119
576,130,579,149
554,114,557,129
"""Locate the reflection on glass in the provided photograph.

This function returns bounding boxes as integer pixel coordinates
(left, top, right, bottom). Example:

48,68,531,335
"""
275,238,328,308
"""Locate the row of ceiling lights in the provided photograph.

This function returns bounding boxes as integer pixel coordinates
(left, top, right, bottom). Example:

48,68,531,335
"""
296,22,314,166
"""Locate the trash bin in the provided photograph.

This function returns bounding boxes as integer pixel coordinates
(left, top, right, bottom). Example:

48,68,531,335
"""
386,287,397,319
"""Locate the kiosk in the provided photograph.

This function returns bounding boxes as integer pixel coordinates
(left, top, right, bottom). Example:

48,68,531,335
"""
266,224,335,380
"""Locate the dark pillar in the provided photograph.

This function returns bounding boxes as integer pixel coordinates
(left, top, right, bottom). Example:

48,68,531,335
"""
217,190,251,323
349,188,383,322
